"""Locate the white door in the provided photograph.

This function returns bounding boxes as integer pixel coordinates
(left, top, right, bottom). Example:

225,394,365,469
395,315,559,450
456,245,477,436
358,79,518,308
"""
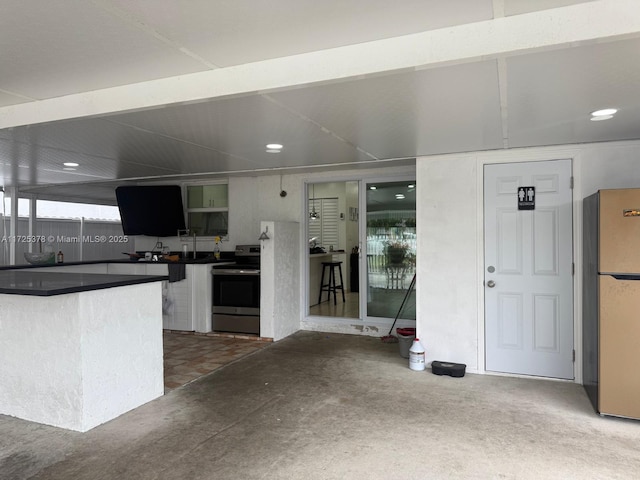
484,160,573,379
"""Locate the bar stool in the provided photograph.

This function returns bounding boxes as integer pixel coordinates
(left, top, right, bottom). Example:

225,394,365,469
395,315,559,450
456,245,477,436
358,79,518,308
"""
318,261,345,305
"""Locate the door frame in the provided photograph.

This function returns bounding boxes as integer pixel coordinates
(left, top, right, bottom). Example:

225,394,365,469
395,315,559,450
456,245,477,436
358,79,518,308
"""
476,154,583,383
301,171,417,334
302,176,363,327
360,174,417,326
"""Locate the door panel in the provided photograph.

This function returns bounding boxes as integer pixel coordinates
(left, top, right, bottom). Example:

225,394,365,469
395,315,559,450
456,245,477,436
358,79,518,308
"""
484,160,573,379
364,179,416,320
497,293,523,349
533,294,559,352
533,208,558,275
497,209,522,274
599,275,640,418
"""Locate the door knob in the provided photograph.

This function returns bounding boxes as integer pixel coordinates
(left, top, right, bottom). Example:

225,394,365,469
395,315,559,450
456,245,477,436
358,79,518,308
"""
486,280,496,288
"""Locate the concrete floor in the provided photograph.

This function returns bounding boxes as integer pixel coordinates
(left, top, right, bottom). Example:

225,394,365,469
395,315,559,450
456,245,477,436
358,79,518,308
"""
2,331,640,479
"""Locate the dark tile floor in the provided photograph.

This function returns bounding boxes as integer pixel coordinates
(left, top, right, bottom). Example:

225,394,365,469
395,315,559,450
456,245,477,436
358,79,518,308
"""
163,331,271,392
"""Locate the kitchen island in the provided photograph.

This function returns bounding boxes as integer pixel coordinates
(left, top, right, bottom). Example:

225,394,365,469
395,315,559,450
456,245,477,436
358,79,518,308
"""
10,256,229,332
0,269,167,432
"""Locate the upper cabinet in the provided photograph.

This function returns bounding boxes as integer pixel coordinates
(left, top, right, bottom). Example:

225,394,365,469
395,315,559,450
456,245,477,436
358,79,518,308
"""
186,184,229,237
187,184,228,209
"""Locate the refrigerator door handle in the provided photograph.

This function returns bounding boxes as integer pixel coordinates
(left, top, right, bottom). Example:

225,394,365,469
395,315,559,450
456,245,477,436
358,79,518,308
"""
609,274,640,281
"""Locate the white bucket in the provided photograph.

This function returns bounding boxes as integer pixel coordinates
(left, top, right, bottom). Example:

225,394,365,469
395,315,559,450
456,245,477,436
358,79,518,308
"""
409,338,425,371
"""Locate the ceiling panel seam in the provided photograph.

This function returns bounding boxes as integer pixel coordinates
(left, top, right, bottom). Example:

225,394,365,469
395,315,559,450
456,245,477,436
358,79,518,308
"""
90,0,222,70
103,118,260,167
261,94,379,160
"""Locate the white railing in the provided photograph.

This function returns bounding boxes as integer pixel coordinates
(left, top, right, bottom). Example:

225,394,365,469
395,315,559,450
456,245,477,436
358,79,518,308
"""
1,216,131,265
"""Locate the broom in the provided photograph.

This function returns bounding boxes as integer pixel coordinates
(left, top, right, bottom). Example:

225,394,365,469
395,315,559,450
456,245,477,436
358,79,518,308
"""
381,273,416,343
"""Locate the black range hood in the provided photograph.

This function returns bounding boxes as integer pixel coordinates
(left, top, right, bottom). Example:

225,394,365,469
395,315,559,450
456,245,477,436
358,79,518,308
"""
116,185,186,237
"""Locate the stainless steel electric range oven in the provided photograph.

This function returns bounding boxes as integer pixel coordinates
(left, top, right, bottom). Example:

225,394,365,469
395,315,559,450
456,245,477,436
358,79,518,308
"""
211,244,260,335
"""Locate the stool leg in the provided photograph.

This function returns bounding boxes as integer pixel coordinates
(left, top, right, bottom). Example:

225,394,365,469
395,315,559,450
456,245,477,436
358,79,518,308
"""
318,265,326,305
330,266,336,305
337,264,345,303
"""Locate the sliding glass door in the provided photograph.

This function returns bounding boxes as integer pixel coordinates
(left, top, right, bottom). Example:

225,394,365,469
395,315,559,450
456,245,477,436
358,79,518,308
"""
363,179,416,321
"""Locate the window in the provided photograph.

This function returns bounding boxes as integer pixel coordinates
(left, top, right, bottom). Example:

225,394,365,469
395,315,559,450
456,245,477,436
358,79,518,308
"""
186,184,229,237
308,197,339,249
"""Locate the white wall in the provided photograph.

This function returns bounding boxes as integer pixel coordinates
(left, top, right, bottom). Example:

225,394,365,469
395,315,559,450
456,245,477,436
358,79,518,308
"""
133,175,302,253
416,139,640,379
417,155,479,369
260,220,300,341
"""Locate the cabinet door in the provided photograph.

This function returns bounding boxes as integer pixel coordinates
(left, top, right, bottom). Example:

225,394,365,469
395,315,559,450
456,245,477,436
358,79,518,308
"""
107,263,147,275
32,264,109,274
187,184,228,208
145,264,169,276
165,277,192,331
189,264,213,332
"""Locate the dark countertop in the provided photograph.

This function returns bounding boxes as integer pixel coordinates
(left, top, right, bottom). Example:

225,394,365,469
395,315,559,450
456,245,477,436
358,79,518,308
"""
0,257,224,271
0,270,168,296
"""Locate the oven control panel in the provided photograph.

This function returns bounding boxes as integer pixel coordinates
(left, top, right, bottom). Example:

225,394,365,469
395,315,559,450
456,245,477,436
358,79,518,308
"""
235,244,260,256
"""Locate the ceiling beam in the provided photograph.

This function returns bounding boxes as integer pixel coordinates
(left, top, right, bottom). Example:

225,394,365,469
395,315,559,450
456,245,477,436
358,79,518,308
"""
1,0,639,130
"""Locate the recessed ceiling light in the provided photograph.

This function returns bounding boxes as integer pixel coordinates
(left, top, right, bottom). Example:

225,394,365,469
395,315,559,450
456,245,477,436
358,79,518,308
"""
395,194,405,199
63,162,79,167
266,143,283,150
408,184,415,188
369,186,377,190
591,108,617,117
590,115,614,122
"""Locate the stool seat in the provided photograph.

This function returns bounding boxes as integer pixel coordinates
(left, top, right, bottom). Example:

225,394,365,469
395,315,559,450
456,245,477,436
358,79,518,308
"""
318,261,345,305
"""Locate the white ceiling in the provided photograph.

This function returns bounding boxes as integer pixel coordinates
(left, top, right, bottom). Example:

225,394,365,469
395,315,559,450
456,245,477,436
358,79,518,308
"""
1,0,639,205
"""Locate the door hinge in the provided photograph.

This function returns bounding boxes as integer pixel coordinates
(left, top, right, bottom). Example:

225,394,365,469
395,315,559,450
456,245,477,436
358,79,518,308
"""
572,262,575,275
570,176,574,189
573,350,576,362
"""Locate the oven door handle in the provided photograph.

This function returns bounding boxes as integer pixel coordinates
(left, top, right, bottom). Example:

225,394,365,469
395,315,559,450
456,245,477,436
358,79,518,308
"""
212,269,261,275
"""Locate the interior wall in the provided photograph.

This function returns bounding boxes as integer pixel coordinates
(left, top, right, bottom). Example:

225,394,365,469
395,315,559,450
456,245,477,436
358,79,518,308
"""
345,181,359,254
416,139,640,378
309,182,347,250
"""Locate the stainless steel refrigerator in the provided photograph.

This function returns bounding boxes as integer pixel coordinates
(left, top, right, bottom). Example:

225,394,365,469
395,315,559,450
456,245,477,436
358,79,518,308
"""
583,188,640,419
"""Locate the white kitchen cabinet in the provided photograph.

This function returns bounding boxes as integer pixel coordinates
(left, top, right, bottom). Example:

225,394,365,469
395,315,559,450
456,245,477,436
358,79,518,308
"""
28,261,214,333
29,264,109,274
144,263,215,333
141,264,189,332
143,264,169,276
161,264,215,333
162,271,192,331
189,264,213,333
107,263,147,275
